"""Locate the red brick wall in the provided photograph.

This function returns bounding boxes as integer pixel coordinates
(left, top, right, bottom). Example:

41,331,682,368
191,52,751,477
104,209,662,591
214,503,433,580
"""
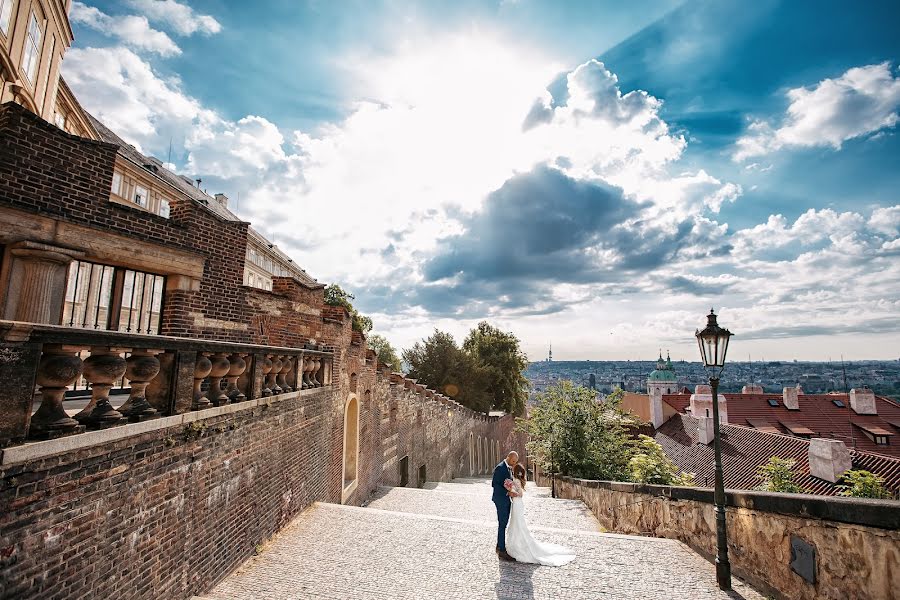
0,102,252,342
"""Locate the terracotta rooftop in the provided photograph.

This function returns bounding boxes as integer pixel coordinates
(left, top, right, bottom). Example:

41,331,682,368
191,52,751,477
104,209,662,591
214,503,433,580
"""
662,391,900,457
654,414,900,495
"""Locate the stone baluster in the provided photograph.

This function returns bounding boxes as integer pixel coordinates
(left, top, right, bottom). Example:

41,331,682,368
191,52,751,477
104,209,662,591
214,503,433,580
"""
311,356,322,387
118,349,162,420
29,346,84,438
302,355,315,389
225,353,248,402
207,352,231,406
261,355,273,397
268,355,283,395
74,347,128,427
276,355,293,393
192,353,213,410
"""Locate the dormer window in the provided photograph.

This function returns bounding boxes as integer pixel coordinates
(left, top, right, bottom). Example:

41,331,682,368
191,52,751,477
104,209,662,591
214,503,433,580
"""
767,399,779,407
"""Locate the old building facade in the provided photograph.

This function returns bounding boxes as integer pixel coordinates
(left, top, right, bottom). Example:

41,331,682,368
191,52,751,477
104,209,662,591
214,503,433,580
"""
0,5,526,598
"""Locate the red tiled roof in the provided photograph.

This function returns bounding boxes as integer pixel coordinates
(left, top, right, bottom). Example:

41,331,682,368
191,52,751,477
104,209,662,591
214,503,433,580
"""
662,392,900,457
653,414,900,495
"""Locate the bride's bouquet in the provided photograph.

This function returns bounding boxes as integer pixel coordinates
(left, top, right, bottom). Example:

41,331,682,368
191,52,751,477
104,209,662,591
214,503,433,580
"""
503,478,516,496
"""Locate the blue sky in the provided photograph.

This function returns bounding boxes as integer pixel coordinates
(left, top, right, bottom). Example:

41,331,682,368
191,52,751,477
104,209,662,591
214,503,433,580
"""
64,0,900,361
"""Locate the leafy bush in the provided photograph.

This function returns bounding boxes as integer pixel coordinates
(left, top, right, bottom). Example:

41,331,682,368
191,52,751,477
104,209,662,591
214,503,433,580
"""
838,470,892,499
628,435,696,486
755,457,804,493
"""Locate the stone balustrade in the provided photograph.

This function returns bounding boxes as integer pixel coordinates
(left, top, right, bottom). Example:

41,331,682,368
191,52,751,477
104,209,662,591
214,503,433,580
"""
0,320,334,448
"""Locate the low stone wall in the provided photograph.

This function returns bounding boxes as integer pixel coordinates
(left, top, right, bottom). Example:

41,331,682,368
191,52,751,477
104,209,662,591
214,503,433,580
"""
0,385,518,600
536,474,899,600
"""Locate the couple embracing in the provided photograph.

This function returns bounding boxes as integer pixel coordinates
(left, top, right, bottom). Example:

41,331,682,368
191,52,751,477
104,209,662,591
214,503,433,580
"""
491,451,576,566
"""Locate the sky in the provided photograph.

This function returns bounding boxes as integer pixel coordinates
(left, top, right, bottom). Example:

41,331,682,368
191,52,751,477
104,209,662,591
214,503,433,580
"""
63,0,900,362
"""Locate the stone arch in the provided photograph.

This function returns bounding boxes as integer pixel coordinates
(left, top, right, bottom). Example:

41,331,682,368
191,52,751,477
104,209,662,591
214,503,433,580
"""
349,372,358,394
468,432,475,476
341,394,360,503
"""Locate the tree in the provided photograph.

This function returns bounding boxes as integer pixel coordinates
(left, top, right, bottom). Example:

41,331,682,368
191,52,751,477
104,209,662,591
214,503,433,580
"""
838,470,892,499
367,334,401,370
628,435,695,486
463,321,529,416
323,283,372,334
755,457,804,493
402,329,492,412
520,383,637,481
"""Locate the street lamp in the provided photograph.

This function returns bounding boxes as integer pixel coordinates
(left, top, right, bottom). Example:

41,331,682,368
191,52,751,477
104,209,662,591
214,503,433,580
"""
549,422,557,499
695,308,733,591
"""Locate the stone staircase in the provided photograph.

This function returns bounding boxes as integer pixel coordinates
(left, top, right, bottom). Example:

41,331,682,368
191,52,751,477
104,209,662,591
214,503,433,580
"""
198,478,765,599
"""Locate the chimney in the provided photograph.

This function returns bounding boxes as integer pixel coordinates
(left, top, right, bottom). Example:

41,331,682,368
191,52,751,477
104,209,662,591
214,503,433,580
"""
214,193,229,208
742,383,763,394
689,384,727,424
697,414,715,445
783,386,799,410
808,438,852,482
849,388,877,415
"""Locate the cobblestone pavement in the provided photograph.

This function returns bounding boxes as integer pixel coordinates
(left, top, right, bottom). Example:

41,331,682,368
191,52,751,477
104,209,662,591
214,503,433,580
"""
199,479,765,600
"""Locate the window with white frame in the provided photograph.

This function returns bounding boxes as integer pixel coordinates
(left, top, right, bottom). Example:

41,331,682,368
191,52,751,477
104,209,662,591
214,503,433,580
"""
111,171,123,196
133,185,148,208
0,0,13,36
54,111,66,129
21,11,42,83
158,197,170,218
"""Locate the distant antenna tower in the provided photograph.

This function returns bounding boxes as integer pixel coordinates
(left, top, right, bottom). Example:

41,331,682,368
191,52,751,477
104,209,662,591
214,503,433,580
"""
548,342,553,363
841,354,848,392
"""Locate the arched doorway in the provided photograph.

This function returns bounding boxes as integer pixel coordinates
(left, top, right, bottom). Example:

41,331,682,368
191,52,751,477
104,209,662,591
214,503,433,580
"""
341,394,359,503
468,432,474,476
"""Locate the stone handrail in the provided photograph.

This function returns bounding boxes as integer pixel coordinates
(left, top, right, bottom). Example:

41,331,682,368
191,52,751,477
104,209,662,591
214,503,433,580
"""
0,320,334,448
536,473,899,600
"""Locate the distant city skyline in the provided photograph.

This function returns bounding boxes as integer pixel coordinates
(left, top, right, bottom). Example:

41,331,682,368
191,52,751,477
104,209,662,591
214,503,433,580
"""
65,1,900,360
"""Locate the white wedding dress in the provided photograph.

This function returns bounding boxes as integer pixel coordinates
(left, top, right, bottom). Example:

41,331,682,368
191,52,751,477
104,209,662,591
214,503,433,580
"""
505,479,576,566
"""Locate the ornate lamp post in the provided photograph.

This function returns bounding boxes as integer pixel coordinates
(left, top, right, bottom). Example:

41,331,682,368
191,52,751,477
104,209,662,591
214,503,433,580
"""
550,422,557,499
695,308,733,591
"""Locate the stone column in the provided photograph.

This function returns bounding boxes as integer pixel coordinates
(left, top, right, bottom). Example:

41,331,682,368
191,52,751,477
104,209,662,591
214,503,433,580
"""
29,345,84,438
118,349,162,420
192,353,213,410
276,355,293,393
207,352,231,406
4,241,85,325
74,347,127,427
268,355,283,395
260,355,273,397
224,353,248,402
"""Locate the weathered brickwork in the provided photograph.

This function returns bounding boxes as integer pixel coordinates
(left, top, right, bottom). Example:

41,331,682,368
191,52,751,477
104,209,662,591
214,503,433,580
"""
0,102,252,342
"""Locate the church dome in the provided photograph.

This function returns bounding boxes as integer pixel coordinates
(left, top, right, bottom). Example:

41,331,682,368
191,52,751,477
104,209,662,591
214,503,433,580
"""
648,352,677,382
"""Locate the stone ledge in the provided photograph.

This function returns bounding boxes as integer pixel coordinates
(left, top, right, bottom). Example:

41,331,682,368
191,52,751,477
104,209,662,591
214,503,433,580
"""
555,475,900,530
0,387,330,466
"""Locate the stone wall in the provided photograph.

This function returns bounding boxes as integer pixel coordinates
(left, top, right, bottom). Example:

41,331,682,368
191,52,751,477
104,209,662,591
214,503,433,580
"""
537,474,899,600
0,373,520,600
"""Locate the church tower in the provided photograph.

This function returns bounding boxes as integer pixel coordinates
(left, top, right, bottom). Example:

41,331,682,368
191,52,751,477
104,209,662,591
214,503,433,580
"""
647,351,677,428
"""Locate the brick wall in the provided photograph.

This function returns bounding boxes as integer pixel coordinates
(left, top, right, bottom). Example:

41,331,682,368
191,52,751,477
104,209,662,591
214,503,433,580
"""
0,102,252,343
0,377,519,600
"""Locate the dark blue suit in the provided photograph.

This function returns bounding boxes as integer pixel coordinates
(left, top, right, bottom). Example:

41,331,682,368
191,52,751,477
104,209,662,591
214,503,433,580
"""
491,460,514,551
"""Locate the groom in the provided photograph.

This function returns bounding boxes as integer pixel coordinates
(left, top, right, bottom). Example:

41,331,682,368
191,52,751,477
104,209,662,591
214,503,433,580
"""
491,450,518,562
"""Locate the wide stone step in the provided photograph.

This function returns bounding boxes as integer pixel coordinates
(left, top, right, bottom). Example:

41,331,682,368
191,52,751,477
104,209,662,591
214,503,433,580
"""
368,485,599,532
202,500,765,600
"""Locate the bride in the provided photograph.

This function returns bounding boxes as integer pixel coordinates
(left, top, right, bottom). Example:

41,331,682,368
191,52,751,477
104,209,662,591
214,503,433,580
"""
505,464,576,566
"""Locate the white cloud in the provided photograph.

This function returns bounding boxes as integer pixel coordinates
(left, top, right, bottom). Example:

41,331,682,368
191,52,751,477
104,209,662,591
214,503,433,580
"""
70,2,181,57
61,31,900,358
63,47,216,152
126,0,221,36
734,62,900,161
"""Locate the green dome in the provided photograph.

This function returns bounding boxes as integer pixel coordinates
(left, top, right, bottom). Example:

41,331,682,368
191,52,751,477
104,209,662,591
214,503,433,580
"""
648,352,677,382
648,369,677,382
